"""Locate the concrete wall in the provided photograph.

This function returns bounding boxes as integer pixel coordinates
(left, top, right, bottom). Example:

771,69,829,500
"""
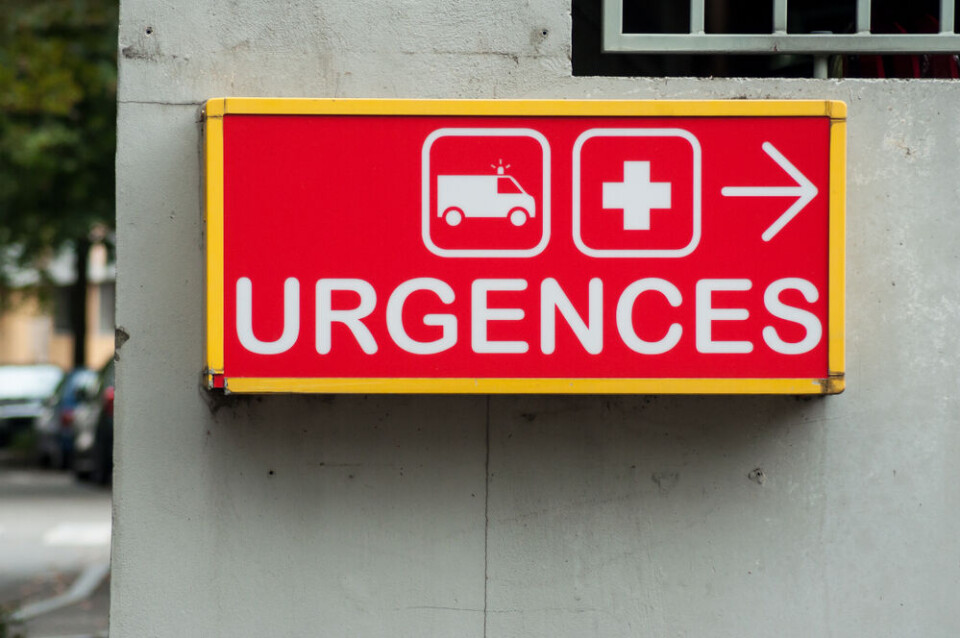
115,0,960,635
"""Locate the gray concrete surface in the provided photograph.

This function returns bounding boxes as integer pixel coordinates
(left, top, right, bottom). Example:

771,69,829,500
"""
115,0,960,635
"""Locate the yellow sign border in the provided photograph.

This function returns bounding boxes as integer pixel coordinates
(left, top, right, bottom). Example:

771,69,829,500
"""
203,98,845,395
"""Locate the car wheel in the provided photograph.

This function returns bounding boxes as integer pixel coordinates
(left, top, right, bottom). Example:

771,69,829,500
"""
509,208,528,226
443,207,463,226
75,464,91,482
58,446,72,471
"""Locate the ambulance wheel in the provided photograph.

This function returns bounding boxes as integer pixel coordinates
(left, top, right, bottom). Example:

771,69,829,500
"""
443,207,463,226
509,208,528,226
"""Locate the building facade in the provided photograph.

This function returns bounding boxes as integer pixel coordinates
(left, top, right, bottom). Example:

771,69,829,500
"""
115,1,960,635
0,244,114,370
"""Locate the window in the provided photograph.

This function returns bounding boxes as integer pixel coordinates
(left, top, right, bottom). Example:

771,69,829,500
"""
573,0,960,77
53,286,72,333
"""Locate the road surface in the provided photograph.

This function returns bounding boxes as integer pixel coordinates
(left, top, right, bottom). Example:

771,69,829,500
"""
0,460,111,637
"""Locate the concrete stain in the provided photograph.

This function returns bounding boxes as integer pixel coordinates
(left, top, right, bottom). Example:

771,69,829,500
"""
651,471,680,494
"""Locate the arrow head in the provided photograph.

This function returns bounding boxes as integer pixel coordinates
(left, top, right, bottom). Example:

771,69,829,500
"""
720,141,818,242
758,142,818,241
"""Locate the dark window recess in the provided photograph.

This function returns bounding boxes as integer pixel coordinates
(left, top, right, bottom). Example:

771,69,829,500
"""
53,286,72,333
573,0,960,78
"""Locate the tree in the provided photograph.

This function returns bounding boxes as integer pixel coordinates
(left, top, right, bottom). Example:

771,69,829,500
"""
0,0,117,367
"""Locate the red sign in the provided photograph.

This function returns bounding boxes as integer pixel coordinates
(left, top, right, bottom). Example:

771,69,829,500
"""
204,99,845,394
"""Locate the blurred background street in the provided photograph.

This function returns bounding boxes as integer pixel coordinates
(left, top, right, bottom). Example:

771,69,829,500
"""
1,3,118,632
0,454,110,638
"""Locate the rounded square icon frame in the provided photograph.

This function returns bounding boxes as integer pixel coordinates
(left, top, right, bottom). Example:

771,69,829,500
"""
572,128,702,258
422,128,551,258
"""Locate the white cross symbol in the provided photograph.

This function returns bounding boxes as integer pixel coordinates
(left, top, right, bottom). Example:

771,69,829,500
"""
602,161,672,231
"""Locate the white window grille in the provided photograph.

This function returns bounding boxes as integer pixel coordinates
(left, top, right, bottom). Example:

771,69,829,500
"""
603,0,960,55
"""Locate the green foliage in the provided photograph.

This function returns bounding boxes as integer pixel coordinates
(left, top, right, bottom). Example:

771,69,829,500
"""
0,0,117,281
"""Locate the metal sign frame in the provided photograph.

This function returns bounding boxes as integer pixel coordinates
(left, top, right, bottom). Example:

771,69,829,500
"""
203,98,845,394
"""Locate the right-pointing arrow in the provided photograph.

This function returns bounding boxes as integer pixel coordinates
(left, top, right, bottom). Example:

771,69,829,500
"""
721,141,818,242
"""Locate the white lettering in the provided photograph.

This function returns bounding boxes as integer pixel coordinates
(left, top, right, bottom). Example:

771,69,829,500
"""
316,279,378,355
696,279,753,354
763,278,822,355
471,279,528,354
236,277,300,355
386,278,457,355
616,278,683,355
237,274,826,363
540,278,603,355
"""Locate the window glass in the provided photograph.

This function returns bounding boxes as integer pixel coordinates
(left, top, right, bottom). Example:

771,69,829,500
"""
53,286,72,333
573,0,960,78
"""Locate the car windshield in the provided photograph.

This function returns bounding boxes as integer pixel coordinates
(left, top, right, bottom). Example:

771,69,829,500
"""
57,369,98,399
0,366,64,400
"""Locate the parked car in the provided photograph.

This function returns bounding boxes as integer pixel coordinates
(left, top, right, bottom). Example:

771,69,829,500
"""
34,367,99,469
73,359,114,483
0,365,64,448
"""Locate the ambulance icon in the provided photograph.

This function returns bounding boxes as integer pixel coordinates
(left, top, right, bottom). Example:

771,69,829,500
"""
438,163,536,227
422,128,551,258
